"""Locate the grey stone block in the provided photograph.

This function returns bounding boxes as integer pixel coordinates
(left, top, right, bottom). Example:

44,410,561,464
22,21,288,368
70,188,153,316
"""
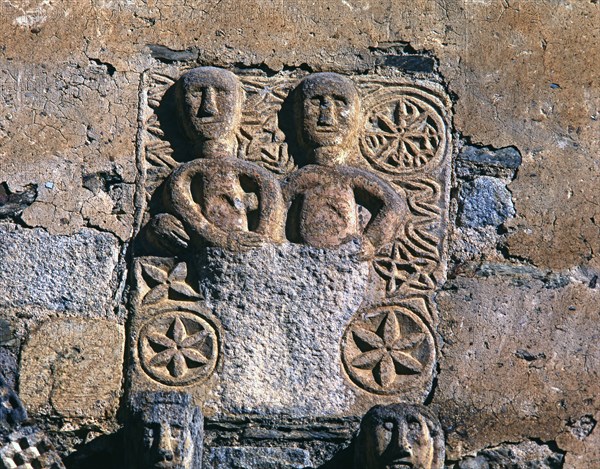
458,177,515,228
0,223,119,314
456,145,522,178
197,240,370,417
206,446,312,469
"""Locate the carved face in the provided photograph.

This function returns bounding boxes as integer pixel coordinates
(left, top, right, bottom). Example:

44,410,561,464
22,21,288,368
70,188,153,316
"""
177,67,241,143
357,404,443,469
299,72,360,154
128,393,202,469
139,403,195,469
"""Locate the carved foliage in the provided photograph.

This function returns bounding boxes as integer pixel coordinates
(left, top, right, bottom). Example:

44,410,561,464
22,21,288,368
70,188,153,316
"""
373,177,444,298
341,305,435,395
359,86,447,174
135,258,221,387
139,310,219,386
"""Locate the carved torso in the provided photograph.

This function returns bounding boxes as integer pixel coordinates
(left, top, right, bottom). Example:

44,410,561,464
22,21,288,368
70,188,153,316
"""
201,170,258,233
294,169,359,248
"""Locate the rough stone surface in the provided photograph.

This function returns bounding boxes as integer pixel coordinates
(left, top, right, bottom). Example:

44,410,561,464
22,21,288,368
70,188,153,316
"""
434,270,600,460
19,318,124,421
0,223,120,316
456,145,521,179
456,440,564,468
206,447,312,469
197,241,371,417
0,374,27,436
458,177,515,228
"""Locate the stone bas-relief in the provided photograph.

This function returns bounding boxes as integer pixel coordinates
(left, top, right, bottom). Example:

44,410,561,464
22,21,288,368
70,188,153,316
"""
129,65,451,424
120,64,452,467
354,403,445,469
125,391,203,469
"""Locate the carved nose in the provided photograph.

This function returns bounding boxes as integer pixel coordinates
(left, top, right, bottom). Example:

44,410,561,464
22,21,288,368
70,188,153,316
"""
393,426,413,458
157,427,174,461
318,98,335,126
199,87,218,116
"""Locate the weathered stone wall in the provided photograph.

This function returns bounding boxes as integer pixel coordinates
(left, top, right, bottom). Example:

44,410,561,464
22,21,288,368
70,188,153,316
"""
1,1,599,467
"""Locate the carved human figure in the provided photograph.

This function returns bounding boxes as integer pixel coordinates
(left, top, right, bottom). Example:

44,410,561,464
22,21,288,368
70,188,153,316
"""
126,392,203,469
146,67,284,253
354,404,445,469
283,72,406,257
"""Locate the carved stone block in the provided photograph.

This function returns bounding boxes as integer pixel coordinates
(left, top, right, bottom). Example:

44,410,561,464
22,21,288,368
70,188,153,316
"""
125,391,203,469
355,403,445,469
129,65,452,421
19,319,124,420
0,426,65,469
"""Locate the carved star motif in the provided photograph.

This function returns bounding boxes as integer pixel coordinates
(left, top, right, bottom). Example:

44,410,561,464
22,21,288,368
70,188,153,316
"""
350,311,426,389
141,261,200,305
374,242,435,296
367,98,439,169
146,317,210,379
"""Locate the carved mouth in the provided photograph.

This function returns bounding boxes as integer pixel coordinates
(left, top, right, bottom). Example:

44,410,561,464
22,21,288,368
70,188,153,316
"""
153,461,178,469
314,127,337,132
385,460,413,468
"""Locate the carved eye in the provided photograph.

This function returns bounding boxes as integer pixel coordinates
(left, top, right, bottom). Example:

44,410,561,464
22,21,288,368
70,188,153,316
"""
143,426,155,448
170,426,183,441
382,421,395,432
188,89,205,100
407,420,423,440
334,96,348,107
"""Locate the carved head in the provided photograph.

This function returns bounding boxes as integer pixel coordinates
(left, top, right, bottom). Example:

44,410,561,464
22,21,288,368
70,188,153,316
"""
127,392,203,469
176,66,242,146
355,404,444,469
297,72,360,163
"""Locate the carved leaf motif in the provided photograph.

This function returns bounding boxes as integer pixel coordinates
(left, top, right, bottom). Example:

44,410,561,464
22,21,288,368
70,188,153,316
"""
142,263,169,284
352,327,385,350
170,262,188,281
352,349,385,369
143,284,169,305
181,330,209,348
149,349,176,367
171,352,186,378
342,306,435,395
376,354,397,388
172,317,186,344
393,333,426,351
169,282,201,299
139,309,219,386
390,351,424,374
147,333,176,349
181,348,209,365
382,311,401,346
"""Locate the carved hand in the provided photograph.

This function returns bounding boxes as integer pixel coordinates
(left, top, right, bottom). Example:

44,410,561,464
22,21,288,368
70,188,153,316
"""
146,213,191,253
358,237,377,261
226,230,264,251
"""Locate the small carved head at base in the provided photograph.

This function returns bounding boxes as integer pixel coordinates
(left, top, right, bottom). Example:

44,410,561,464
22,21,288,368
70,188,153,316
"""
296,72,360,165
355,404,445,469
176,66,242,151
126,391,203,469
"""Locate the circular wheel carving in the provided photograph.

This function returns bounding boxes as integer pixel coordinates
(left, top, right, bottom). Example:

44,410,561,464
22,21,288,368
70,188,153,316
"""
342,305,435,395
360,88,447,174
138,310,219,386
